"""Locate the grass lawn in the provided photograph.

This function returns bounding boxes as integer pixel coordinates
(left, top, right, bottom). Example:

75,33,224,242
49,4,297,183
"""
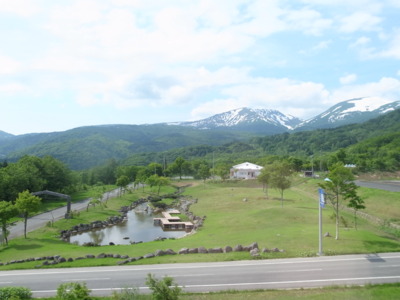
0,178,399,270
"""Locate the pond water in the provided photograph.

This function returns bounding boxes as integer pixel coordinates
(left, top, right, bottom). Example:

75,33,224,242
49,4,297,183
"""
68,203,188,246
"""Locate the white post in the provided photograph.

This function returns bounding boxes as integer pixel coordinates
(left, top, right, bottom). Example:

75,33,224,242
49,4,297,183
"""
318,188,324,256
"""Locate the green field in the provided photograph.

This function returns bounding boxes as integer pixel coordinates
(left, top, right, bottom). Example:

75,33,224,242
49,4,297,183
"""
1,178,400,299
1,178,399,269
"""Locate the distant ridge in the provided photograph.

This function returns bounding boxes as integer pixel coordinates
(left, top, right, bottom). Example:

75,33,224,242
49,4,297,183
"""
296,97,400,131
0,96,399,169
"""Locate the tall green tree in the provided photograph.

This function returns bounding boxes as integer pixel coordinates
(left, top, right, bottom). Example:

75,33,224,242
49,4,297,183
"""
0,200,19,245
41,155,73,191
116,175,130,197
258,165,272,198
213,163,230,181
197,164,211,184
270,161,294,207
15,190,42,239
346,183,365,230
167,157,191,180
318,163,359,239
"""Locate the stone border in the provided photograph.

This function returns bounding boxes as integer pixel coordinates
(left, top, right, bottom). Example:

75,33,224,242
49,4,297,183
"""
0,242,285,267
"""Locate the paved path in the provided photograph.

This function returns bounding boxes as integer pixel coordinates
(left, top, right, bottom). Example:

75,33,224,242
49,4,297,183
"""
8,188,122,240
1,252,399,298
355,180,400,192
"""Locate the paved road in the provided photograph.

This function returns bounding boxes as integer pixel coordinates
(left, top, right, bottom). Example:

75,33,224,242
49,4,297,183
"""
0,252,399,298
8,188,122,240
355,180,400,192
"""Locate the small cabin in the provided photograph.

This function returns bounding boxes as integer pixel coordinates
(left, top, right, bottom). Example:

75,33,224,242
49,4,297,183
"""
230,162,263,179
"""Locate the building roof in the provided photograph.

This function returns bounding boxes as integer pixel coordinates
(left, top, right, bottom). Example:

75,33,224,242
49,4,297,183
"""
231,162,263,170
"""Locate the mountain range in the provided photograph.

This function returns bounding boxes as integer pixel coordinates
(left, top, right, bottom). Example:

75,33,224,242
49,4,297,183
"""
0,96,399,169
171,96,400,133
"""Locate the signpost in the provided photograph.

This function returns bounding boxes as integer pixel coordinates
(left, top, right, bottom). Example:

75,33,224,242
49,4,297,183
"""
318,188,325,256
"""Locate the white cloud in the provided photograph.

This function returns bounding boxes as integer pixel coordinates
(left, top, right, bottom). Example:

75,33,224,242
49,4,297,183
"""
190,77,330,120
0,83,28,94
340,74,357,84
339,12,382,33
0,0,38,16
313,40,331,51
350,36,371,47
377,29,400,59
0,55,21,74
284,8,332,35
331,77,400,101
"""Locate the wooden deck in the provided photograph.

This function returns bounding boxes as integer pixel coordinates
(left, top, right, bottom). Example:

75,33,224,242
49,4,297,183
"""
154,210,194,231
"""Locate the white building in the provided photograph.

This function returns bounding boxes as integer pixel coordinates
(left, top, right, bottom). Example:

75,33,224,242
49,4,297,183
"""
230,162,263,179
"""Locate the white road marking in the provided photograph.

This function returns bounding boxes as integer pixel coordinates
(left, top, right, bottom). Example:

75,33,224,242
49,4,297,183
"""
182,275,400,288
32,275,400,295
62,278,110,282
4,254,400,278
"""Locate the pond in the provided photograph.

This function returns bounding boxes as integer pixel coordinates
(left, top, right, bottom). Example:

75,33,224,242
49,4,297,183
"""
68,203,189,246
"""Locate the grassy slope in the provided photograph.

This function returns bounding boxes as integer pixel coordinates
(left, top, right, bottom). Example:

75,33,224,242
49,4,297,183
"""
0,178,399,270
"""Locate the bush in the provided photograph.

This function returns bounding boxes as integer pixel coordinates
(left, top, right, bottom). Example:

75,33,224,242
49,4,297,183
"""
145,274,182,300
0,286,32,299
111,286,145,299
56,282,91,300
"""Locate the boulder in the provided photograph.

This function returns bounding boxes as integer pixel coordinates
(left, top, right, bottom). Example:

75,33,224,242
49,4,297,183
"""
165,249,177,255
224,246,233,253
198,247,208,254
249,242,259,250
143,253,155,259
233,244,243,252
57,257,67,263
208,248,223,253
250,248,260,257
188,248,198,254
154,249,166,256
178,248,189,254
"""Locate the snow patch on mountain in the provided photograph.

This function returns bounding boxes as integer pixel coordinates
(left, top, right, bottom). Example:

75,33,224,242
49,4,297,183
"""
344,96,394,113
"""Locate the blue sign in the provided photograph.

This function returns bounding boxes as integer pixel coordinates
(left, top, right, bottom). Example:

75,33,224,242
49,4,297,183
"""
318,188,325,208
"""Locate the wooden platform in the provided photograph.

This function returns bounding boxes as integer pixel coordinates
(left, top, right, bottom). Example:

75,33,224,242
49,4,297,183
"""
154,210,193,231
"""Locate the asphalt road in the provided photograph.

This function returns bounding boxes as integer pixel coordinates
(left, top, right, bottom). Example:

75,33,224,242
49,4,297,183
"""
1,252,399,298
355,180,400,192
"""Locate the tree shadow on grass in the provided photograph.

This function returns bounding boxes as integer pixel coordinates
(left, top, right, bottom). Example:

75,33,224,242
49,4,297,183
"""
271,197,295,203
363,240,400,251
9,238,67,251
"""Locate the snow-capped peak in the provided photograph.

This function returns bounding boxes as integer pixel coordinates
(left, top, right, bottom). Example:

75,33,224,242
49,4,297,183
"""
173,107,303,132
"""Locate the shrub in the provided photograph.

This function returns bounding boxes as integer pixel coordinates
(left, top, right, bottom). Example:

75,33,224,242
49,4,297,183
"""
111,286,144,299
56,282,91,300
145,274,182,300
0,286,32,299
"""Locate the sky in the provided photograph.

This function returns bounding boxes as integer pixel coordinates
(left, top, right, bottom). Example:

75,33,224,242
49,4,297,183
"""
1,0,400,135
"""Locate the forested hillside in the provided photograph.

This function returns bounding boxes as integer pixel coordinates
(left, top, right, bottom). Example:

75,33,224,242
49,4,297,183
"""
122,109,400,172
251,109,400,157
1,125,252,170
1,109,399,172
